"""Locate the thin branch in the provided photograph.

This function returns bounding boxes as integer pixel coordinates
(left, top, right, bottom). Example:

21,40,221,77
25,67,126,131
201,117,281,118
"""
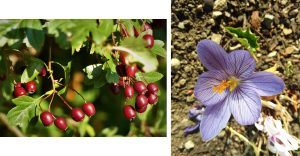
0,113,24,137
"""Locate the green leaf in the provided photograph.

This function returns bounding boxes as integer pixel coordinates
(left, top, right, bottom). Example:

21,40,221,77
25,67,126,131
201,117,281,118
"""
119,19,135,37
85,124,96,137
105,71,119,83
1,77,14,100
83,64,106,88
0,20,21,36
100,48,117,73
135,71,163,83
92,19,114,45
7,96,40,128
19,19,45,51
150,40,166,58
121,36,147,52
225,27,259,56
101,127,118,137
21,57,44,83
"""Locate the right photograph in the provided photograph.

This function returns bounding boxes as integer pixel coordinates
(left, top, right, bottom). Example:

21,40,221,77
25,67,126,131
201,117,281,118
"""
171,0,300,155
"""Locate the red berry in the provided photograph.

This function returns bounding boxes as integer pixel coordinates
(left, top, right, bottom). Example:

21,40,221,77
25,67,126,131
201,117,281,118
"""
14,87,27,97
118,77,125,87
142,23,152,32
25,80,36,94
120,24,129,38
148,93,158,104
71,108,85,122
82,102,96,117
136,94,148,108
110,83,121,95
134,81,147,94
143,34,154,48
123,105,136,120
147,83,159,94
124,86,135,98
15,82,22,88
40,111,54,126
135,103,147,113
116,64,126,77
54,117,68,131
126,65,138,77
39,67,47,77
134,27,139,37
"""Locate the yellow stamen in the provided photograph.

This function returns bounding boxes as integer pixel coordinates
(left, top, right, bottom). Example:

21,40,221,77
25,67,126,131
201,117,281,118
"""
212,77,239,93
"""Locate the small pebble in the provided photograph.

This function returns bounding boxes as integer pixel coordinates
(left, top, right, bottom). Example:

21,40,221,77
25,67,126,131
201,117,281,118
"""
267,51,277,57
212,11,223,18
283,28,292,35
214,0,227,10
179,79,187,86
178,22,185,29
211,33,222,44
184,140,195,150
171,58,181,69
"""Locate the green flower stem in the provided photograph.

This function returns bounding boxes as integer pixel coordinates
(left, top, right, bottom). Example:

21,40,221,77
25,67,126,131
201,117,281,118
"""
226,126,263,156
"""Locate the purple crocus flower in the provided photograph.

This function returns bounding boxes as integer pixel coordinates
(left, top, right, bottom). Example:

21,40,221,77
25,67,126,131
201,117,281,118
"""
194,40,285,141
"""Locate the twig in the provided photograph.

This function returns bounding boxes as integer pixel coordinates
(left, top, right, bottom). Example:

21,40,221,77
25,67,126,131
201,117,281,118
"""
226,126,262,156
0,113,24,137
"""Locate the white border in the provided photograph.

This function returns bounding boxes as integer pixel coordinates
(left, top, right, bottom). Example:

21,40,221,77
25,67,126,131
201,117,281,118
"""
0,0,171,156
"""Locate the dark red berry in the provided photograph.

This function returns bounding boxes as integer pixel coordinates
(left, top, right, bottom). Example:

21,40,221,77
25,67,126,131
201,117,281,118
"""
147,83,159,94
134,81,147,94
142,23,152,32
135,103,147,113
39,67,47,77
25,80,36,94
134,27,139,37
118,77,125,87
135,94,148,108
40,111,54,126
116,64,126,77
143,34,154,48
15,82,22,88
14,87,27,97
125,86,135,98
82,102,96,117
123,105,136,120
120,24,129,38
148,93,158,104
126,65,138,77
54,117,68,131
71,108,85,122
110,83,121,95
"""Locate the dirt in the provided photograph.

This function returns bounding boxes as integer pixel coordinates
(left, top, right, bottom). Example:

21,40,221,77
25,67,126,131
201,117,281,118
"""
171,0,300,155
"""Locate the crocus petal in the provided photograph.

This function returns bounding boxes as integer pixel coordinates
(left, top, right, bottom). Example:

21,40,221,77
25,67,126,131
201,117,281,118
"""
194,70,228,106
242,71,285,96
184,123,200,136
196,39,228,71
227,50,256,78
200,102,231,141
228,85,261,125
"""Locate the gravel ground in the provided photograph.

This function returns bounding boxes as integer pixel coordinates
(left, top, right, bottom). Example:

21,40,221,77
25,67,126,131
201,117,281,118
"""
171,0,300,155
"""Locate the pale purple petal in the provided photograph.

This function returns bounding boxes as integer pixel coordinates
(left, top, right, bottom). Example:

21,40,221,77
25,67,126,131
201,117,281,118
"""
241,72,285,96
184,123,200,136
197,40,228,71
227,50,256,78
200,102,231,141
228,85,262,125
194,70,229,106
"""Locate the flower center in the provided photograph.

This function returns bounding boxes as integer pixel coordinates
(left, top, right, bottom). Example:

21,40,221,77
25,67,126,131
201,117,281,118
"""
212,76,239,93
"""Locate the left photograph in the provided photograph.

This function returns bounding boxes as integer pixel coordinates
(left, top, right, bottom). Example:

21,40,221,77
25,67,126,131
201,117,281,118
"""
0,19,166,137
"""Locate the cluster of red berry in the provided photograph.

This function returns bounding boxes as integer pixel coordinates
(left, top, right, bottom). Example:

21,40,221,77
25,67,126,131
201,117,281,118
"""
13,67,46,97
40,102,95,131
114,23,160,121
